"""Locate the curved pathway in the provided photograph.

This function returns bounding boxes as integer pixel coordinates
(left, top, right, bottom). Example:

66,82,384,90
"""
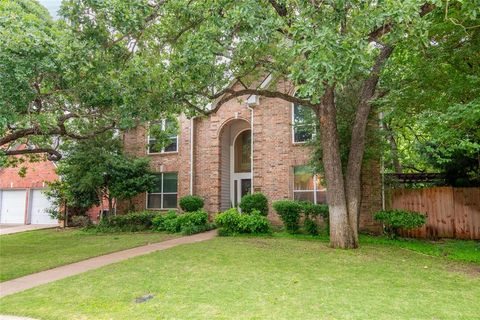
0,230,217,298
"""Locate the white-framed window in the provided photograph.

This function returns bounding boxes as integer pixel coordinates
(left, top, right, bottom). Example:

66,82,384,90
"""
147,119,178,154
293,166,326,204
292,104,316,143
147,172,178,209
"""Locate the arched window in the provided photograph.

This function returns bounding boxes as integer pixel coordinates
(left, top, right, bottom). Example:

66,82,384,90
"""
234,130,251,173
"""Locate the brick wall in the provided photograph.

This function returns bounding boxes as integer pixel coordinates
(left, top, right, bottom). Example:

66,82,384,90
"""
0,156,58,189
119,81,382,231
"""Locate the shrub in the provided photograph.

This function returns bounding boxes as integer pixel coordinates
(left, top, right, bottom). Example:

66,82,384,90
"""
273,200,302,233
153,210,212,235
163,211,182,233
374,209,426,239
239,193,268,216
215,208,270,235
70,215,91,228
303,217,318,235
300,202,329,234
179,195,204,212
97,211,158,232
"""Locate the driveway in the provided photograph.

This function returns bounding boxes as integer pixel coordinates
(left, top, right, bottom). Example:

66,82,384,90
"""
0,224,57,235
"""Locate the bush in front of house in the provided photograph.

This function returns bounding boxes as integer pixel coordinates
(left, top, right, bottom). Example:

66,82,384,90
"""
272,200,303,234
374,209,426,239
215,208,270,235
300,202,329,235
179,195,204,212
96,211,159,232
152,210,214,235
70,215,92,228
239,192,269,216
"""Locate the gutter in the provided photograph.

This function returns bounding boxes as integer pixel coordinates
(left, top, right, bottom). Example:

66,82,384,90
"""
189,116,196,195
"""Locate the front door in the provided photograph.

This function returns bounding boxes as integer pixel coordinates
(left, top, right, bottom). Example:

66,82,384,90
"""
232,175,252,207
231,129,252,207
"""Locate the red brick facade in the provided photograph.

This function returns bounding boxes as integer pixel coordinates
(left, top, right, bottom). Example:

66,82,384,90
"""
119,82,382,231
0,155,103,223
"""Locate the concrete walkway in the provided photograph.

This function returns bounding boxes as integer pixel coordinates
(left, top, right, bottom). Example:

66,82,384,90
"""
0,230,217,298
0,224,57,236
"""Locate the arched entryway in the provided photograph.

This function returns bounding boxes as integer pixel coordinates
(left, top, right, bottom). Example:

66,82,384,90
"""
219,119,252,211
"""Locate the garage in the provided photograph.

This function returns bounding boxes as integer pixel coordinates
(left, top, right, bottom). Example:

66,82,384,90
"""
0,189,57,225
0,190,27,224
30,189,57,224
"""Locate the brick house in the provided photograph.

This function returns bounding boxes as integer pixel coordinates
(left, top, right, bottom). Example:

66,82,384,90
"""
0,150,104,225
119,80,382,231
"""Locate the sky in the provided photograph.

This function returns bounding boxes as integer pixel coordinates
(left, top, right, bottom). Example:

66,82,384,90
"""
38,0,62,19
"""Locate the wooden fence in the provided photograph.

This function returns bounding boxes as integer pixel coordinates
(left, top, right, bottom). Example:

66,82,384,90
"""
388,187,480,240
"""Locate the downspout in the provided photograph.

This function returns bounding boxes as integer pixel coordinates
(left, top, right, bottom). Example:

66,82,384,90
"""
189,117,196,195
246,105,254,193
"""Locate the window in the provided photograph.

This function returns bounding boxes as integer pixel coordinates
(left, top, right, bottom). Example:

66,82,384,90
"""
147,172,178,209
292,104,316,143
148,119,178,154
234,130,251,173
293,166,326,204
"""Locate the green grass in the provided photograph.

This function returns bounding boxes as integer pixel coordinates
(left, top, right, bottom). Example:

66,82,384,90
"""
0,228,175,281
1,236,478,320
272,232,480,264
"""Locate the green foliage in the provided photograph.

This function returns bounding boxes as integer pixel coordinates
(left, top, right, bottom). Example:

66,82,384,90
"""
272,200,303,234
374,210,427,239
378,3,480,184
50,133,157,213
179,195,204,212
96,211,159,232
303,218,318,236
300,202,330,234
239,192,269,216
152,210,213,235
70,216,92,228
215,208,270,235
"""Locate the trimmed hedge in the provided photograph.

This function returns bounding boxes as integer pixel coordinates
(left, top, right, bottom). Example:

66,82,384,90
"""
272,200,302,233
152,210,214,235
273,200,330,234
179,195,204,212
95,211,159,232
239,193,268,216
374,209,426,238
215,208,270,235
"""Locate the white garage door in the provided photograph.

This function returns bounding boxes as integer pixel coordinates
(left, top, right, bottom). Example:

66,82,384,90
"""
30,189,57,225
0,190,27,224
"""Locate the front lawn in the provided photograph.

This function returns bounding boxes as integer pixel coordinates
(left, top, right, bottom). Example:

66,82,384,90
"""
0,228,175,281
1,237,478,319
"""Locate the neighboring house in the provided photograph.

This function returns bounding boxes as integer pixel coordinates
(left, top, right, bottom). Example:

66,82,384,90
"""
0,156,58,225
119,80,382,231
0,152,103,225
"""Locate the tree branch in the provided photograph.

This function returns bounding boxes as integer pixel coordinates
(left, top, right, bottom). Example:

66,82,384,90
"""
4,148,62,161
368,3,436,42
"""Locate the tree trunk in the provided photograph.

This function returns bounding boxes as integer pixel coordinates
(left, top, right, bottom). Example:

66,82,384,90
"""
345,45,394,239
319,85,357,249
108,196,113,217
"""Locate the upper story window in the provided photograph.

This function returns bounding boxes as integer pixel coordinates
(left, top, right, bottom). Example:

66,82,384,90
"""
292,104,317,143
293,165,326,204
148,119,178,154
234,130,251,173
147,172,178,209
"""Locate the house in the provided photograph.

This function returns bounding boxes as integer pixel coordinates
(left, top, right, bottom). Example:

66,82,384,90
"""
0,151,104,225
0,155,58,225
118,80,382,231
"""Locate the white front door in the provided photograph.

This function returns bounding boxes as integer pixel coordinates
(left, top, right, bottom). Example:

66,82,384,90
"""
0,190,27,224
30,189,57,225
231,173,252,207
